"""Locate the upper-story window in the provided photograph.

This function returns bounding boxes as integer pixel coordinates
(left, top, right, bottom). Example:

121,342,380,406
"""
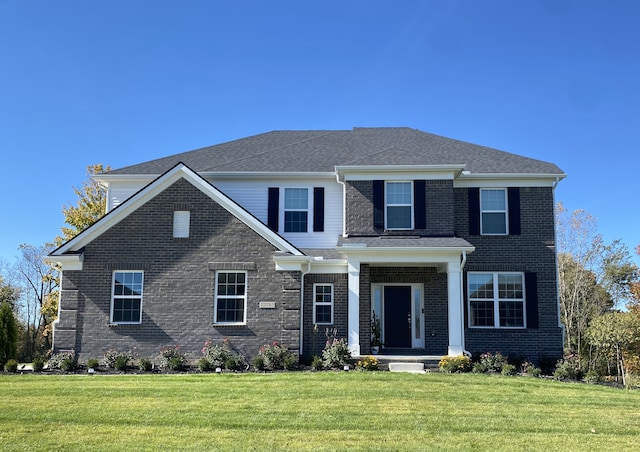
480,189,508,235
385,181,413,230
111,271,144,324
284,188,308,233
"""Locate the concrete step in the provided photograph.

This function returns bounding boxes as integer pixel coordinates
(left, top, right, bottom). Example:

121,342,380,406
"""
388,362,425,373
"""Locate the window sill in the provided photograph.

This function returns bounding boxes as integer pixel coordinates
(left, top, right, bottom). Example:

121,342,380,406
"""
108,323,142,328
213,323,247,327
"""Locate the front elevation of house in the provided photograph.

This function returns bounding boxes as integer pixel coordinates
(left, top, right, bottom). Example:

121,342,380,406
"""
46,127,566,363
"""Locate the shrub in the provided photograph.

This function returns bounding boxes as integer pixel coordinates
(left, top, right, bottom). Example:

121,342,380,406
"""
49,352,76,371
321,338,351,369
86,358,100,370
553,355,582,381
4,359,18,373
139,358,153,372
103,350,133,370
520,360,541,377
356,356,379,371
32,357,45,372
199,357,215,372
158,346,187,371
258,342,298,370
252,355,265,371
583,370,601,384
311,355,323,371
439,355,472,373
501,363,517,376
473,352,508,374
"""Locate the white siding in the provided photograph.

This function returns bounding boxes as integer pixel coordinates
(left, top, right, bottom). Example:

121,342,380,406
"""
106,176,344,249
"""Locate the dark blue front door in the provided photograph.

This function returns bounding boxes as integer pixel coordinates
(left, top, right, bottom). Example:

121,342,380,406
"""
383,286,412,348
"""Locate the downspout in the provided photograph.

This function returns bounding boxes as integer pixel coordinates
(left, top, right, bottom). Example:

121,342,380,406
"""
335,172,347,237
299,260,311,356
460,250,472,357
552,176,565,349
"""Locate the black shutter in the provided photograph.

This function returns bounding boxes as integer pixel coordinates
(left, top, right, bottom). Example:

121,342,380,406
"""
267,187,279,232
525,272,539,329
414,180,426,230
313,187,325,232
508,187,521,235
468,187,480,235
373,180,384,230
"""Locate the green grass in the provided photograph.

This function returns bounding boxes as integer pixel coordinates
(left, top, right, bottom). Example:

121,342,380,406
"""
1,372,639,451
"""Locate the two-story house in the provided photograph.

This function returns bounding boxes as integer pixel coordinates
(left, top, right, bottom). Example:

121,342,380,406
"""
46,127,565,364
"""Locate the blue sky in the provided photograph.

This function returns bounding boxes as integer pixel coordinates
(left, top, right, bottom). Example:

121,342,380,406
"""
0,0,638,264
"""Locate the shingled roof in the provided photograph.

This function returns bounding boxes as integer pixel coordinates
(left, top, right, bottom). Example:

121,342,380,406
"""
105,127,564,176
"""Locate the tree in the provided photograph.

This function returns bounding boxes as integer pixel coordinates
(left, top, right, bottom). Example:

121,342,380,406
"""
556,203,639,358
59,164,111,243
586,311,640,387
0,275,20,308
0,302,18,367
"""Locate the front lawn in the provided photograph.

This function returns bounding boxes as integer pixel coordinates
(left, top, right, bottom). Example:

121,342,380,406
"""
1,372,638,450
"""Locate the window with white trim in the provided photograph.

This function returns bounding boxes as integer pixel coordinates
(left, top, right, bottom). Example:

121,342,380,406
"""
385,181,413,229
480,189,508,235
468,272,525,328
214,271,247,324
111,271,144,324
284,188,308,233
173,211,190,238
313,284,333,325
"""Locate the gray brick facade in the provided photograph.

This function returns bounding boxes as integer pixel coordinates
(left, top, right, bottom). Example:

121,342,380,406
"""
55,178,301,363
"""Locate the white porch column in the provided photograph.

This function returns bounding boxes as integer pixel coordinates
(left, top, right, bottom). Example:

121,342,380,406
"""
347,257,361,356
447,260,465,356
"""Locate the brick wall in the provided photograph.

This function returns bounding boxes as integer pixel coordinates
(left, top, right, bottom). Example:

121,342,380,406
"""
56,178,301,363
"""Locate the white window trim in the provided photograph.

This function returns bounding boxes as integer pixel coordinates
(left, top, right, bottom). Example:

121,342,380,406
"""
467,271,526,329
214,271,248,325
110,270,144,325
282,187,311,234
480,188,509,235
385,181,414,230
313,283,334,325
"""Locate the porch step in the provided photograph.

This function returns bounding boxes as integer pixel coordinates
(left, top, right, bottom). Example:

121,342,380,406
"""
388,362,425,373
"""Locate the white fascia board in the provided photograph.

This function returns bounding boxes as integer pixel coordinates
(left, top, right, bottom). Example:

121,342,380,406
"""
336,246,475,264
336,165,465,182
309,259,348,274
43,254,83,270
273,255,311,271
201,172,336,181
53,164,303,257
93,174,156,185
454,173,566,188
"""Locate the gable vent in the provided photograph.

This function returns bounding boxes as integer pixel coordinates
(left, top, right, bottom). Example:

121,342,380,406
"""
173,211,190,238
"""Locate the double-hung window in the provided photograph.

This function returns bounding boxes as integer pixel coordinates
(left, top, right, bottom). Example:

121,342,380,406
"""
111,271,144,324
214,271,247,324
480,189,508,235
313,284,333,325
385,181,413,230
468,272,525,328
284,188,308,233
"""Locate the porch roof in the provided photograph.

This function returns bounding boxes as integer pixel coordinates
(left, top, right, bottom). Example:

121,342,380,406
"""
337,236,474,249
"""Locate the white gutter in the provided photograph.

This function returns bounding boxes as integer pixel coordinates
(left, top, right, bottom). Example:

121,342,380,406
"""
552,175,565,342
335,172,347,237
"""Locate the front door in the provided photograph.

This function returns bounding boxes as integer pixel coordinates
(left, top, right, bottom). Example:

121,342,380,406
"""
383,286,412,348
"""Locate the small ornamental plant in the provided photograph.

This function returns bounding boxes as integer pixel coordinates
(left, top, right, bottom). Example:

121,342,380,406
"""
356,356,379,371
86,358,100,370
258,342,298,370
472,352,508,374
48,352,77,372
4,359,18,373
321,338,351,369
139,358,153,372
32,357,45,373
158,345,188,371
439,355,472,373
520,360,541,377
553,355,582,381
103,350,134,370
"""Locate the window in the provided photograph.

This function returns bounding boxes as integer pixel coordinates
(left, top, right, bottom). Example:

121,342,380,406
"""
214,271,247,324
284,188,308,233
480,189,507,235
111,271,143,324
468,272,525,328
313,284,333,325
385,181,413,229
173,211,190,238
